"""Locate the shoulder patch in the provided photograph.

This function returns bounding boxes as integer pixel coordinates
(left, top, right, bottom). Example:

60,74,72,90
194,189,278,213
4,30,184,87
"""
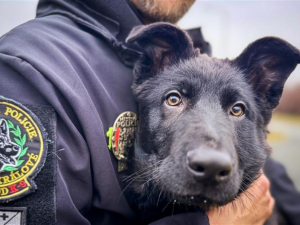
0,96,47,202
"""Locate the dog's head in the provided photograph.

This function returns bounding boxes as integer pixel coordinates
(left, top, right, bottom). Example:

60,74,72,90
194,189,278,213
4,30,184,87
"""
0,119,21,168
126,23,300,210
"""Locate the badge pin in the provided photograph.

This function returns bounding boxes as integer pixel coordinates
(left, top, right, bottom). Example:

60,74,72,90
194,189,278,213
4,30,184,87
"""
106,112,137,172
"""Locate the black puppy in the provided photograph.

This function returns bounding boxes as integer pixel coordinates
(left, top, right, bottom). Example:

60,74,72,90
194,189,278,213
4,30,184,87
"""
125,22,300,222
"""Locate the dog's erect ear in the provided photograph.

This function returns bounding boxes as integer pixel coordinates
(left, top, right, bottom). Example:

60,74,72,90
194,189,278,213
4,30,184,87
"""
126,22,199,83
233,37,300,110
0,119,8,136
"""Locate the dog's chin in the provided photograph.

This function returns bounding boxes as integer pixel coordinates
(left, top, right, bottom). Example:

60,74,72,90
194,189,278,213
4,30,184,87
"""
164,194,232,211
159,184,239,211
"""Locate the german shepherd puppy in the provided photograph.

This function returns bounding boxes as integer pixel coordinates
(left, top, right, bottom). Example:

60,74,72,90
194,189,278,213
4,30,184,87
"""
125,22,300,223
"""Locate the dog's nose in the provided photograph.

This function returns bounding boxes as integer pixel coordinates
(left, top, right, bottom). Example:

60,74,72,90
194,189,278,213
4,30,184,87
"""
186,149,232,183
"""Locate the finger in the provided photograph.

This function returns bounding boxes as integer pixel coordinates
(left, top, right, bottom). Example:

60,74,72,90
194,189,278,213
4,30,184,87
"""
268,196,275,213
262,196,275,220
250,173,270,196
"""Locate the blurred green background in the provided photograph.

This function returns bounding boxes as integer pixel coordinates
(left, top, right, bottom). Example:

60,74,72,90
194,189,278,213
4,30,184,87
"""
268,113,300,191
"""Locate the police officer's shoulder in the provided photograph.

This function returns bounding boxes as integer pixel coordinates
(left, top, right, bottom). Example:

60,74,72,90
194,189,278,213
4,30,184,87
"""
0,15,84,59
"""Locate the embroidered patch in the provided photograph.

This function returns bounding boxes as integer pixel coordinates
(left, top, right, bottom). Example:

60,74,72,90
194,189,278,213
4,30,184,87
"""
0,96,47,202
0,207,26,225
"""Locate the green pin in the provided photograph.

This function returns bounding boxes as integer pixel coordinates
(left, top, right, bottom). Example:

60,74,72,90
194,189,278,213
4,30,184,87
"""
106,127,113,150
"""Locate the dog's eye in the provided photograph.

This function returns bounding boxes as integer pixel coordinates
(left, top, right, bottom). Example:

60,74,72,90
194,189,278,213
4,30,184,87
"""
230,103,245,117
166,93,182,106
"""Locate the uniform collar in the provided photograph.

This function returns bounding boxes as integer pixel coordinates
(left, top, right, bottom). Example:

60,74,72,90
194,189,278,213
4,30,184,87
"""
36,0,143,43
36,0,211,66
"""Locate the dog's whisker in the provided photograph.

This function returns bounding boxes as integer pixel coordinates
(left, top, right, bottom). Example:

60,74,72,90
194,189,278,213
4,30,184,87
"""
185,203,189,213
162,199,173,212
124,166,160,184
123,159,163,182
172,200,176,216
137,173,162,191
156,190,163,207
125,170,153,183
119,172,154,198
193,203,200,213
148,182,159,202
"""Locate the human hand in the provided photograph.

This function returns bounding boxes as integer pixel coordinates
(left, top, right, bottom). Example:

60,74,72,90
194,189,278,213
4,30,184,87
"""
207,171,275,225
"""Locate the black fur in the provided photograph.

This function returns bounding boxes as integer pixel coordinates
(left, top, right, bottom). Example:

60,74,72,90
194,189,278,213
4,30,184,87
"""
125,23,300,221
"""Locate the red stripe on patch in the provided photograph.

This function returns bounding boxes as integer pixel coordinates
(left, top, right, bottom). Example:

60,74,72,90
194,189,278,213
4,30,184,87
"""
115,127,120,151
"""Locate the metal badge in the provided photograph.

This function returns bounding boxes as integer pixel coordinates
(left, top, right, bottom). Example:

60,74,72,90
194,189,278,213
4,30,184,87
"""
106,112,137,172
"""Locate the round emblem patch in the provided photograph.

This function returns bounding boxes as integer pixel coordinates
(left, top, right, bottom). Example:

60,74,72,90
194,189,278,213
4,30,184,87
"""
0,96,47,202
